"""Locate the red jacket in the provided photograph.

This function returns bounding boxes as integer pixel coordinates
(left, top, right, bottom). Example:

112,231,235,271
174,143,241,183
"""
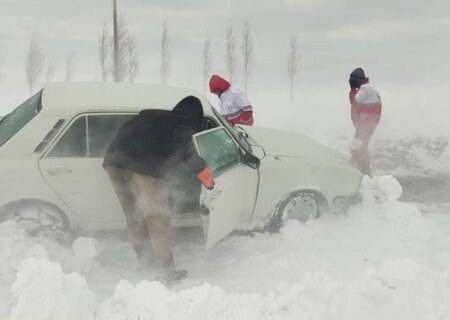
349,81,382,127
209,74,254,126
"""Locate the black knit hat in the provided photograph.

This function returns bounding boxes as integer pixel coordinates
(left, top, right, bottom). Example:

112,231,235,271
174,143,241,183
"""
350,67,366,80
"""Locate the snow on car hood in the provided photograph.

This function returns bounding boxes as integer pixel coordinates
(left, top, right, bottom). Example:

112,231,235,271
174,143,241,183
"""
243,126,349,164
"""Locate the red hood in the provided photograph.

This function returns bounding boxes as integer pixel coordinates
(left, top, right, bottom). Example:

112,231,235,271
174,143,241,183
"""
209,75,231,93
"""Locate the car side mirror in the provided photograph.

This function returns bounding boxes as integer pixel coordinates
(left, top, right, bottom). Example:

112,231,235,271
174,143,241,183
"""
244,152,260,169
236,126,249,138
251,145,265,160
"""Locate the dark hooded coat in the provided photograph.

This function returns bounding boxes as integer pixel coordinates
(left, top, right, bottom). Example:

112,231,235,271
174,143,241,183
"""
103,96,207,181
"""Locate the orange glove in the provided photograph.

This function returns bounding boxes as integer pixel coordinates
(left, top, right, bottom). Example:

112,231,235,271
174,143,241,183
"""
198,168,215,190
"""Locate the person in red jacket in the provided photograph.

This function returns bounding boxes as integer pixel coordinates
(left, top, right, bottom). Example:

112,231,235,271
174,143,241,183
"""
209,74,254,125
348,68,382,177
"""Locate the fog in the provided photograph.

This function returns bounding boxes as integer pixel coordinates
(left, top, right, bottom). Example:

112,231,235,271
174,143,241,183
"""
1,0,450,126
1,1,450,319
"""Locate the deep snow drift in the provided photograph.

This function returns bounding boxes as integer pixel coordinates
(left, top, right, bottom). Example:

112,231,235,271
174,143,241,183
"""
1,175,450,319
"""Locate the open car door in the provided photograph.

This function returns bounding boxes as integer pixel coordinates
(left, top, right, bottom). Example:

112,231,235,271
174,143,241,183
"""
192,127,258,249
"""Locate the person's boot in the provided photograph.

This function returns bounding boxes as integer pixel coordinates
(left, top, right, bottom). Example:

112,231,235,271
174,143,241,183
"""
156,266,187,285
153,252,187,284
163,268,188,284
134,242,153,268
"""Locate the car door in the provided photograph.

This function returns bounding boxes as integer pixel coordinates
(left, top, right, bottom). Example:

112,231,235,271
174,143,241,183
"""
38,113,134,229
192,127,258,249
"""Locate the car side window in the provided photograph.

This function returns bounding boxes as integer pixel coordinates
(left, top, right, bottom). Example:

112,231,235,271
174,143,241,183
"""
87,114,133,158
48,116,87,157
34,119,66,153
194,128,241,176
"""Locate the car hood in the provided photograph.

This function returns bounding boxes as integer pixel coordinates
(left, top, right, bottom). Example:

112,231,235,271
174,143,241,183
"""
243,126,350,164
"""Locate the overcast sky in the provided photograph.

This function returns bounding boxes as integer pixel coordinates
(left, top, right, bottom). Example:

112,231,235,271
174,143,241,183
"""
1,0,450,118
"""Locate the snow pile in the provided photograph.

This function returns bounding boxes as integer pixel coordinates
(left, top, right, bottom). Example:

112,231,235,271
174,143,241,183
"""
9,259,96,320
71,237,102,273
359,175,403,202
0,222,103,276
1,176,450,319
337,258,450,319
0,223,104,319
96,275,338,320
0,222,50,273
304,134,450,176
371,136,450,175
0,222,49,317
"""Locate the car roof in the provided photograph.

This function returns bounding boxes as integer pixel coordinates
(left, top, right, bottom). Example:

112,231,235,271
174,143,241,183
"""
41,82,214,117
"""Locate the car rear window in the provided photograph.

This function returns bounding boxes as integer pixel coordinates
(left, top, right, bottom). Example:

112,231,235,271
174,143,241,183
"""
46,114,135,158
0,91,42,147
48,116,87,157
87,114,134,157
34,119,66,153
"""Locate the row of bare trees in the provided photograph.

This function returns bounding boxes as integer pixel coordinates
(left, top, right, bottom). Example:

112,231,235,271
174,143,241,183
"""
98,17,139,83
25,35,45,94
25,34,79,94
202,23,300,101
221,23,253,94
20,20,301,101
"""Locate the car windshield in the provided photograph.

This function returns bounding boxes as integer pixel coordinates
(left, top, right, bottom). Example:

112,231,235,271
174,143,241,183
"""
211,105,252,154
0,90,42,147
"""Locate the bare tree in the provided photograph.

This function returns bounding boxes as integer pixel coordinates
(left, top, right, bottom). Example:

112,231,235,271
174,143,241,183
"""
45,63,57,84
126,35,139,82
241,21,254,94
112,0,119,81
160,19,170,84
225,26,237,82
111,16,129,82
26,34,46,94
98,24,111,82
287,35,301,103
202,34,211,94
65,51,76,82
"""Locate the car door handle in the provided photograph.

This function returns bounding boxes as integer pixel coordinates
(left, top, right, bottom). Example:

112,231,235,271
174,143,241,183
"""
209,189,222,200
47,168,73,176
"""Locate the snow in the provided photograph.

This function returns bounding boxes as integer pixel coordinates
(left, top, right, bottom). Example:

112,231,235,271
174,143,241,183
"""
1,81,450,319
1,3,449,317
1,175,450,319
9,259,96,320
71,237,102,273
1,90,450,318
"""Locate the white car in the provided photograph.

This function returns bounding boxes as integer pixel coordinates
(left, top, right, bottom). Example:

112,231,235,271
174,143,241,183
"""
0,82,362,248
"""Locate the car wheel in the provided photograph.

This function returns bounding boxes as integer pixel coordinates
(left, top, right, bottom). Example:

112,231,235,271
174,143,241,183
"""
269,190,327,232
0,200,72,243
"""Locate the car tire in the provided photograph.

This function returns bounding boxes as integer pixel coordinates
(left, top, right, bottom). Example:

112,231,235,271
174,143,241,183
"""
0,199,72,243
268,190,327,232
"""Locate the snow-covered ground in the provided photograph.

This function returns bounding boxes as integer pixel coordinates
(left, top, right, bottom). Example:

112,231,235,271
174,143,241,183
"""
1,174,450,320
1,91,450,319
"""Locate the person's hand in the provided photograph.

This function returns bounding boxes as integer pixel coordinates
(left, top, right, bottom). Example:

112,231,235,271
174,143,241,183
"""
198,168,215,189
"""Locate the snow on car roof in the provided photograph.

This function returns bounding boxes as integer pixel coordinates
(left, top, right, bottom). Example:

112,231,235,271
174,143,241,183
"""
41,82,213,116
